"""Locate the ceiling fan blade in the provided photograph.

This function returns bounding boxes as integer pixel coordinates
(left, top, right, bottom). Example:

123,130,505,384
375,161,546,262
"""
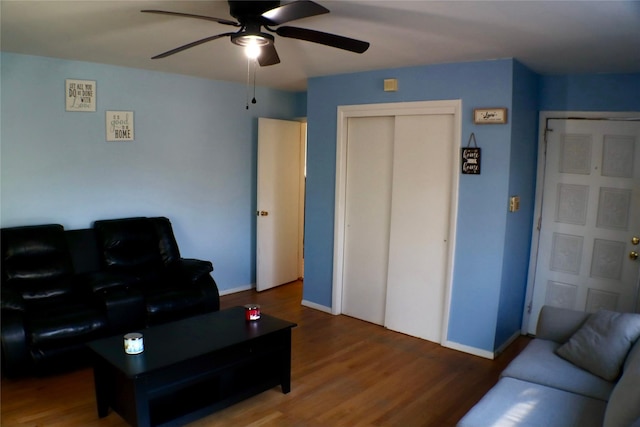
151,33,235,59
261,0,329,26
276,26,370,53
258,44,281,66
141,10,240,27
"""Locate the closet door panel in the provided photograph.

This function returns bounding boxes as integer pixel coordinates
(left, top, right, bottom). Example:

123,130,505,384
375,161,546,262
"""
342,116,394,325
385,115,454,342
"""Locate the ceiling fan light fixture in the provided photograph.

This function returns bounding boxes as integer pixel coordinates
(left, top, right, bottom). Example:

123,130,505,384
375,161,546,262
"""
231,32,273,47
145,1,369,66
244,41,262,59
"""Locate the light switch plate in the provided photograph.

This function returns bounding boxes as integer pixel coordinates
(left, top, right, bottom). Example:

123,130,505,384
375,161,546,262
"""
509,196,520,212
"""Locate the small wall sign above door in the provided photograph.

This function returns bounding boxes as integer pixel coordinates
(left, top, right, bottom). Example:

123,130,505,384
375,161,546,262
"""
106,111,134,141
65,79,96,112
461,133,481,174
474,108,507,124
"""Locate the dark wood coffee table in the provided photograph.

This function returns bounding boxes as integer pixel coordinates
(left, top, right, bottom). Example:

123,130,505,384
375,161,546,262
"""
87,306,297,427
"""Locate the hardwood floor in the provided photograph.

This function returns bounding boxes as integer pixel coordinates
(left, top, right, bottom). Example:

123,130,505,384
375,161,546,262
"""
1,281,530,426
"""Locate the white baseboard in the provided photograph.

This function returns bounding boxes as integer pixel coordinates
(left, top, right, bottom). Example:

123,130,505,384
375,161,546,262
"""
219,284,255,296
443,340,495,360
301,299,333,314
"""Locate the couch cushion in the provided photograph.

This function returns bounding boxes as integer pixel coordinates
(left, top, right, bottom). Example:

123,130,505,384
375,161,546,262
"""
94,218,164,272
27,300,107,348
556,310,640,381
603,338,640,427
457,377,607,427
501,339,614,401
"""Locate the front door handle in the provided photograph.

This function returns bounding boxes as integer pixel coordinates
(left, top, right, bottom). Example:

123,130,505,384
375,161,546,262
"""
258,211,269,216
631,251,639,261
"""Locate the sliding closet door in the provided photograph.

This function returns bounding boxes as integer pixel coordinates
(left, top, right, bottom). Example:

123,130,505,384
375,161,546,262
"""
384,115,454,342
341,116,394,325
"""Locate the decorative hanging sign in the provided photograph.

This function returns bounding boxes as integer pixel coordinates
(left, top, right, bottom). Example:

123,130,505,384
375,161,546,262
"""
461,133,481,175
473,108,507,124
106,111,134,141
65,79,96,112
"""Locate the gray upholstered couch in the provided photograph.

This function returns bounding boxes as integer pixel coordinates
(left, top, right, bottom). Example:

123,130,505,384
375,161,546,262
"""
458,306,640,427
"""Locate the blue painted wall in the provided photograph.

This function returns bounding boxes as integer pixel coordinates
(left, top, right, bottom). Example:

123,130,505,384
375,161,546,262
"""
494,61,539,348
0,53,303,293
540,73,640,111
305,59,524,352
304,65,640,353
3,52,637,354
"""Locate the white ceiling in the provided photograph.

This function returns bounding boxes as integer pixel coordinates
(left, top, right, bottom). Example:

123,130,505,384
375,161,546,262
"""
2,1,640,91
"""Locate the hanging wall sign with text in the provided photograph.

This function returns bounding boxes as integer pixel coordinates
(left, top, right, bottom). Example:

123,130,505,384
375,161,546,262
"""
106,111,134,141
65,79,96,112
461,133,481,175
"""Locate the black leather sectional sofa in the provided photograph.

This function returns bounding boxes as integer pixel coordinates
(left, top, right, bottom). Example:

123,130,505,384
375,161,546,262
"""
1,216,220,377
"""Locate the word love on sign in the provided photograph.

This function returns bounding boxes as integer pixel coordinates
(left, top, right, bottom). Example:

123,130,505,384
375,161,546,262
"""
106,111,134,142
66,79,96,112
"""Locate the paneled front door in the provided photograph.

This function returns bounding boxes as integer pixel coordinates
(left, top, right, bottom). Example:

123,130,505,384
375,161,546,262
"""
526,118,640,334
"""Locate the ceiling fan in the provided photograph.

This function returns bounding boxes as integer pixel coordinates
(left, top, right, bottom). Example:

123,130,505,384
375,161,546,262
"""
142,0,370,66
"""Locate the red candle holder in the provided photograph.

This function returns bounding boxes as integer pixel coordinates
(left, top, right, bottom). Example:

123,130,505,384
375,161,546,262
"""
244,304,261,321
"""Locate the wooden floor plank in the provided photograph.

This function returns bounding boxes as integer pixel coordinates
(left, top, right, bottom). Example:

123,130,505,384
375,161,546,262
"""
1,280,530,426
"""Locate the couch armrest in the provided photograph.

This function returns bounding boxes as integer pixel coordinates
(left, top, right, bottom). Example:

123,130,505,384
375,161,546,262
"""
536,305,590,343
100,287,146,333
81,271,141,293
177,258,213,282
193,274,220,312
1,309,31,377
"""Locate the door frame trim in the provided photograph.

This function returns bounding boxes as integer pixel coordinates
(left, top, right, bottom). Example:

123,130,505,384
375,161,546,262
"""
332,100,462,344
522,110,640,333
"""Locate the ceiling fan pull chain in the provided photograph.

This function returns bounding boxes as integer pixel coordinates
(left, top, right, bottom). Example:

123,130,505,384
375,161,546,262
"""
245,57,251,110
252,59,257,105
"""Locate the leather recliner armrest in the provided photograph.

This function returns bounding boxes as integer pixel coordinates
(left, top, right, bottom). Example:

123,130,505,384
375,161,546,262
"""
176,258,214,282
78,272,146,333
80,271,141,294
192,274,220,312
1,309,31,377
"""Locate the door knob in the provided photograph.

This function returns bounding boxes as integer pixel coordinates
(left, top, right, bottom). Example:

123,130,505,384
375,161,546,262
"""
631,251,639,260
259,211,269,216
632,236,640,245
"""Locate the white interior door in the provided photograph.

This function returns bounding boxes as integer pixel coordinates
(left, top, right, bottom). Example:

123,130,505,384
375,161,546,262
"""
341,116,394,325
527,119,640,334
384,114,454,342
256,118,304,292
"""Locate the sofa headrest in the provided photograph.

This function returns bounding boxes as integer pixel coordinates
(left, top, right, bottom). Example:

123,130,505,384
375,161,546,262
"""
93,217,163,271
1,224,74,284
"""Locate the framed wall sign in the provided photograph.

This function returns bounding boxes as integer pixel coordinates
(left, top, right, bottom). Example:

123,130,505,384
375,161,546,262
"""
474,108,507,124
65,79,96,112
461,133,481,174
106,111,134,141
